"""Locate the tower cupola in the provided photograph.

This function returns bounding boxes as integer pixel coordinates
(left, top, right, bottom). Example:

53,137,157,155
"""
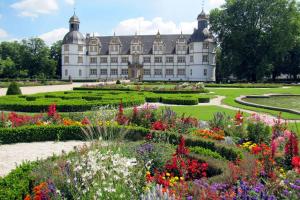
69,13,80,32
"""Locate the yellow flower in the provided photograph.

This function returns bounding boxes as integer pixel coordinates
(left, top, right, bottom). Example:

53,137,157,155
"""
180,177,184,181
146,171,151,175
175,176,179,180
166,172,170,177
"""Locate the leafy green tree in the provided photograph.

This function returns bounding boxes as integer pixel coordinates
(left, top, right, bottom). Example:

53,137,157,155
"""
50,40,62,78
21,38,57,78
210,0,300,82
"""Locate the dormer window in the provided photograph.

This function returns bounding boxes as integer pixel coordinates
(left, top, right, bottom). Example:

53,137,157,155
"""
153,31,165,55
88,36,101,54
109,33,122,54
176,33,187,54
131,33,143,54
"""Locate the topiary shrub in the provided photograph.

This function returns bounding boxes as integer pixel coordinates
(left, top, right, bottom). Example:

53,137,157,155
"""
116,80,121,84
6,82,22,95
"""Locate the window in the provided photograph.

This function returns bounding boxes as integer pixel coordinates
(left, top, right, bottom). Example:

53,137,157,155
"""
178,69,186,75
111,57,118,63
100,57,108,63
64,69,68,76
154,69,162,75
189,43,194,51
190,69,192,76
79,69,82,76
166,57,174,63
203,55,209,63
177,56,186,63
78,45,83,52
143,57,151,63
90,69,97,75
204,69,207,76
64,45,69,52
111,69,118,75
64,56,69,64
78,56,83,64
166,69,174,75
121,57,128,63
100,69,107,75
177,45,186,52
190,56,194,63
154,57,162,63
121,69,128,75
90,57,97,64
144,69,151,75
90,46,98,52
203,42,209,49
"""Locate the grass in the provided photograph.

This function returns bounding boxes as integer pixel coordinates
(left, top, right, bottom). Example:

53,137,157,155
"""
209,87,300,120
244,96,300,111
159,105,248,121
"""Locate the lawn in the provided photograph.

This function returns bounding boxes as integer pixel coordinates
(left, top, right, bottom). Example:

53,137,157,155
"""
159,105,248,121
244,96,300,111
210,87,300,120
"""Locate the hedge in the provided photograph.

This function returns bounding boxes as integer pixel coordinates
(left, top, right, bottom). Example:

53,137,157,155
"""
0,162,37,200
151,131,243,162
0,125,149,144
161,97,199,105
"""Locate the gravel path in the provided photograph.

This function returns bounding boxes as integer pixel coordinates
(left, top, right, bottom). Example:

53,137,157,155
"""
0,80,130,96
0,141,87,177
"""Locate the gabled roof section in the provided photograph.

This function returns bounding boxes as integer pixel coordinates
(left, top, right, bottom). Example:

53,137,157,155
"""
97,34,191,55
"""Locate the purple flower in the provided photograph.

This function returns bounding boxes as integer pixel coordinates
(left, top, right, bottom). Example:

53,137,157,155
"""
187,196,193,200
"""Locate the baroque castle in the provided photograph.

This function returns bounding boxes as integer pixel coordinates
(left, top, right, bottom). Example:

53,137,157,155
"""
61,11,216,82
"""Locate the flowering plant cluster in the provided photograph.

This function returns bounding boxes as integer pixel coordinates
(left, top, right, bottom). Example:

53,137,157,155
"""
193,128,225,140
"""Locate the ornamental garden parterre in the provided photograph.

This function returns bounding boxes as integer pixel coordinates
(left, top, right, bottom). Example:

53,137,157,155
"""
0,83,299,200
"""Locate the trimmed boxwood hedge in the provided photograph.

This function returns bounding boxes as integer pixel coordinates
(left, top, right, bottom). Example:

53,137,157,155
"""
161,97,199,105
0,125,149,144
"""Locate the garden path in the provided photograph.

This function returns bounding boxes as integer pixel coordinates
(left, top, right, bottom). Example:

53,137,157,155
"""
0,141,87,177
0,80,130,96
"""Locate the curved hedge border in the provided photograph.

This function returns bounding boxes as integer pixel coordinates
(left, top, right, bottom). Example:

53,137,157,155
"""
235,95,300,115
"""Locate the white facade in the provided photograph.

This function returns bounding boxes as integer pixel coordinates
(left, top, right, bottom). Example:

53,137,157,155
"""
62,12,216,82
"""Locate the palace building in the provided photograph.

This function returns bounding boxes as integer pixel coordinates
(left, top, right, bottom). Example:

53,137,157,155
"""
61,11,216,82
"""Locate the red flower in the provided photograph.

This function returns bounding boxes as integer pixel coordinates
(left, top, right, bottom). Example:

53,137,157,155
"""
292,156,300,173
81,117,90,125
151,121,167,131
251,145,262,155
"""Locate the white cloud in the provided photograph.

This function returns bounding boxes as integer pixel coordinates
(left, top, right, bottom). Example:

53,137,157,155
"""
64,0,75,5
114,17,197,35
39,28,68,45
0,28,8,38
208,0,225,9
11,0,59,18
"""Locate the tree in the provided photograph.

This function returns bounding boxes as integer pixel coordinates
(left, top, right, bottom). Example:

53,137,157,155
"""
21,38,57,78
6,82,22,95
283,40,300,80
50,40,62,78
210,0,300,82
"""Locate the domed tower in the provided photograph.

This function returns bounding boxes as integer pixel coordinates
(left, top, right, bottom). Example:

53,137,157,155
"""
188,10,216,82
62,13,86,80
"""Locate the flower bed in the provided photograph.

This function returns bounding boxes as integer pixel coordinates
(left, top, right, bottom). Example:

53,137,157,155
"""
0,102,300,199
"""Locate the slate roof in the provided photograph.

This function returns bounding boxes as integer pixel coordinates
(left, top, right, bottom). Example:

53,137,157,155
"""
63,31,85,45
94,34,190,55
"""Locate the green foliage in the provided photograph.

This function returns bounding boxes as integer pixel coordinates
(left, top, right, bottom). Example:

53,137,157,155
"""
208,112,230,130
0,125,149,144
247,121,271,143
210,0,300,81
0,162,36,200
116,80,121,84
190,146,224,160
6,82,22,95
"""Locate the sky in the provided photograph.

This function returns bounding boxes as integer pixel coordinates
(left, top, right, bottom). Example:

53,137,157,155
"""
0,0,225,45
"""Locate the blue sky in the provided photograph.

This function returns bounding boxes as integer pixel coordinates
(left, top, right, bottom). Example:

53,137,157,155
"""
0,0,224,45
